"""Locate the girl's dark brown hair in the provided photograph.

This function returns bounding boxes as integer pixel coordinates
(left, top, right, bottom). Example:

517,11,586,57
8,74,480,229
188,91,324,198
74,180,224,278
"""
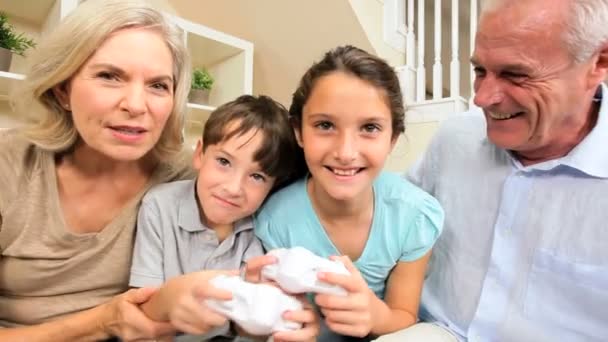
289,45,405,140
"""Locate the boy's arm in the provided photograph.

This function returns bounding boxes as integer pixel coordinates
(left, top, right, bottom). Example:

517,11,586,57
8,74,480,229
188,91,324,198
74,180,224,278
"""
139,270,234,335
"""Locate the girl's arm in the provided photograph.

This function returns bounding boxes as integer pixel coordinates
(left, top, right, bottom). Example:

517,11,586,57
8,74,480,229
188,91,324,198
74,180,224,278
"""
369,251,431,334
315,251,431,337
0,287,175,341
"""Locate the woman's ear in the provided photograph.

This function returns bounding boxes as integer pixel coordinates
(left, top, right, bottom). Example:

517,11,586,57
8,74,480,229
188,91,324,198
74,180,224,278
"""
52,82,71,111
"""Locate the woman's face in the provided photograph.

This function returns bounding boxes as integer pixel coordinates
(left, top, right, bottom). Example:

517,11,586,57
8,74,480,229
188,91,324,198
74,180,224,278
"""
59,27,175,161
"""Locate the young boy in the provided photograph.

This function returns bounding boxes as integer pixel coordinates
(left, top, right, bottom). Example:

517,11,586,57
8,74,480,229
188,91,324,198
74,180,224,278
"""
129,95,313,341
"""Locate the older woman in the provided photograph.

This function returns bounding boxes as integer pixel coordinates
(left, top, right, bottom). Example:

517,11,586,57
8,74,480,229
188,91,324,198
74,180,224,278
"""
0,0,194,340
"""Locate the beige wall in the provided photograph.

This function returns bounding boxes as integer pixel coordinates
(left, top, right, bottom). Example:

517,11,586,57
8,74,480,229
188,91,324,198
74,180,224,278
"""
169,0,374,107
348,0,405,67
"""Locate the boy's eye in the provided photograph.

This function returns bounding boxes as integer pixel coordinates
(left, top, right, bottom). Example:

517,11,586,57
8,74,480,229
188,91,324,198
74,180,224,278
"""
216,157,230,166
362,123,381,133
251,173,267,182
314,121,334,130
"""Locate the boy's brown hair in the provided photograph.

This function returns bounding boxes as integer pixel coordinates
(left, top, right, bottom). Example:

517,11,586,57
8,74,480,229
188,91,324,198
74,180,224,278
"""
202,95,305,190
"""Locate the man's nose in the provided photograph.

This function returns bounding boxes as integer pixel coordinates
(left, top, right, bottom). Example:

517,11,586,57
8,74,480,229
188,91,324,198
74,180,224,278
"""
473,75,505,109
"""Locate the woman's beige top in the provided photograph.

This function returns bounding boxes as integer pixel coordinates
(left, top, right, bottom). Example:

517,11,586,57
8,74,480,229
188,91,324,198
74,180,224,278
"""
0,129,194,327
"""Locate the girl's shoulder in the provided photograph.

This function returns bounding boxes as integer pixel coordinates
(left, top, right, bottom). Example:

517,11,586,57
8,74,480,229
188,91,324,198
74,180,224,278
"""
374,171,436,202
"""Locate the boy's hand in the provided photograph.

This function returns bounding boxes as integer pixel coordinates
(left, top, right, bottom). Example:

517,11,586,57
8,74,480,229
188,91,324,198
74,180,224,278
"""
162,270,237,335
273,295,320,342
314,255,375,338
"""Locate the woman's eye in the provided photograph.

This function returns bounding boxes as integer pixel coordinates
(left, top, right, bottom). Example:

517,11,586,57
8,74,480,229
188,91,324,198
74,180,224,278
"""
97,71,118,80
216,157,230,166
315,121,334,130
151,82,170,91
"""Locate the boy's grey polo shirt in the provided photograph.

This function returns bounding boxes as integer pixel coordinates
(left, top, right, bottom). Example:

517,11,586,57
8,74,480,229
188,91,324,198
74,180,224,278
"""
130,179,264,288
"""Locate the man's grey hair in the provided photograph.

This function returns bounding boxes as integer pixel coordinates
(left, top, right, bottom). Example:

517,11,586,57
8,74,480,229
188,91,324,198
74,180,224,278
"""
481,0,608,63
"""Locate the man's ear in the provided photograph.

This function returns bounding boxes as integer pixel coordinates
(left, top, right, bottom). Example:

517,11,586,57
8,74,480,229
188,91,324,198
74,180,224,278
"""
588,42,608,88
193,139,203,169
52,82,71,110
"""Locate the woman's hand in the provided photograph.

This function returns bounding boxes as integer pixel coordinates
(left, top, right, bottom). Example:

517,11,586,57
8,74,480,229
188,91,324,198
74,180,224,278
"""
314,255,376,338
273,295,320,342
100,287,176,341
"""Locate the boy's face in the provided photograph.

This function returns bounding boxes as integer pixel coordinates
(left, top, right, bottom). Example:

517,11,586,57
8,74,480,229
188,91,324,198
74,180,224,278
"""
193,125,275,230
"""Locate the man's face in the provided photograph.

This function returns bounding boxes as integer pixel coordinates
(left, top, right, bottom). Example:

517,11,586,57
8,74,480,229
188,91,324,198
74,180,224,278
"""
471,1,599,159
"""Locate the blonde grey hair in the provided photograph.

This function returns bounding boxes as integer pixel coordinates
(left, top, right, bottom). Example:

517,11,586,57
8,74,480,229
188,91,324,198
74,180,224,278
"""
480,0,608,63
13,0,191,161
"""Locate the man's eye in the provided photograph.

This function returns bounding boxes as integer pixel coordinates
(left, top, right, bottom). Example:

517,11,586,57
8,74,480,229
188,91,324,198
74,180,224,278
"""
473,67,486,78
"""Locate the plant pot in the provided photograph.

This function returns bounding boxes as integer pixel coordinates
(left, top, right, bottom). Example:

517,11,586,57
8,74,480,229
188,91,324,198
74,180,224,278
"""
188,88,210,104
0,47,12,72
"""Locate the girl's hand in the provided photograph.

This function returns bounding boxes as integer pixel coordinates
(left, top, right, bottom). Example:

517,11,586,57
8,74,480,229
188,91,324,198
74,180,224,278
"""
273,295,320,342
314,255,376,338
243,254,278,283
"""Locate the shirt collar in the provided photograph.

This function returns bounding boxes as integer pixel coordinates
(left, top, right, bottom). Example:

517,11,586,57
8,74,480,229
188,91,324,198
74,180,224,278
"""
558,83,608,178
177,179,254,233
507,84,608,178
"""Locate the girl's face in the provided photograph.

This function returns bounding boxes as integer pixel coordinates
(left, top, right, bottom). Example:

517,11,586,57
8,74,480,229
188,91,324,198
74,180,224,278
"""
57,28,175,161
296,71,396,202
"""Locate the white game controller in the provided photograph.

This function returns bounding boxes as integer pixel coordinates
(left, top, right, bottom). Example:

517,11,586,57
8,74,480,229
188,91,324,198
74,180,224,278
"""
205,275,303,335
262,247,351,296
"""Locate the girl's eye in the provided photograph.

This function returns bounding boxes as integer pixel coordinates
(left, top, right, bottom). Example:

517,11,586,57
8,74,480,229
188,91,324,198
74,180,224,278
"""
315,121,334,130
251,173,267,182
362,123,381,133
216,157,230,167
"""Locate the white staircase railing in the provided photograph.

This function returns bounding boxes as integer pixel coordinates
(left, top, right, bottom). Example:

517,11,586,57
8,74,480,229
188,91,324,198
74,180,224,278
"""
395,0,479,122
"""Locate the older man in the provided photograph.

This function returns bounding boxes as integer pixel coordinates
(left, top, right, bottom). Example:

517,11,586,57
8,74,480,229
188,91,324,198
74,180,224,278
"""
387,0,608,341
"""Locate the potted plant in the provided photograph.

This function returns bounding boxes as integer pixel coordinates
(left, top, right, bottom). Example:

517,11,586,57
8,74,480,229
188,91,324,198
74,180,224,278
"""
0,12,36,72
189,67,214,104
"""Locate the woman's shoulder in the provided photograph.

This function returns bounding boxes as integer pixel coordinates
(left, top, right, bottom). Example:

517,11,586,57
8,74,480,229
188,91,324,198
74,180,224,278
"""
155,148,196,183
0,129,42,176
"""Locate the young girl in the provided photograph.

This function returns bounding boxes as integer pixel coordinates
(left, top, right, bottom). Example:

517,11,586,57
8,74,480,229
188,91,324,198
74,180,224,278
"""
255,46,444,341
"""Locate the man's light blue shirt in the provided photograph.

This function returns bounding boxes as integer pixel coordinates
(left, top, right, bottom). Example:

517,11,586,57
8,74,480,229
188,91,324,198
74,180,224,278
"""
407,84,608,342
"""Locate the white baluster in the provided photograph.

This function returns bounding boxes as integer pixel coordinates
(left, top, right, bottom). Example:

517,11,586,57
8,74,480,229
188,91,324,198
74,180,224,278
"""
416,0,426,101
450,0,460,98
433,0,443,99
406,0,415,68
470,0,478,100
